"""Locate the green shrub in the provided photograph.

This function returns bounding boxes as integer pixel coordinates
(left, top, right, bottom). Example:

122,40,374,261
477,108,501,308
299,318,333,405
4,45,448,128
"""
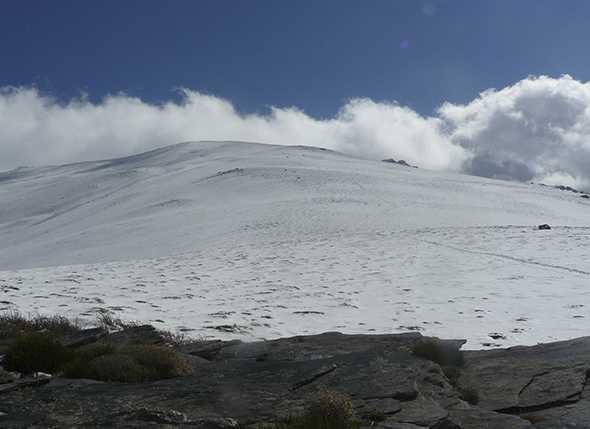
122,345,193,378
2,331,74,374
63,344,193,382
62,343,116,378
412,339,464,367
0,312,194,382
73,353,152,382
77,343,117,360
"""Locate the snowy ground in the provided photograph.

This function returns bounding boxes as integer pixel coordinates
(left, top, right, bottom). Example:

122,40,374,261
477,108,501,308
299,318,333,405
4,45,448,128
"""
1,141,589,349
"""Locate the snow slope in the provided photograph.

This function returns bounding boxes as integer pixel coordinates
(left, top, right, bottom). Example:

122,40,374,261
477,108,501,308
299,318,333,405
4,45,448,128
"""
1,141,589,348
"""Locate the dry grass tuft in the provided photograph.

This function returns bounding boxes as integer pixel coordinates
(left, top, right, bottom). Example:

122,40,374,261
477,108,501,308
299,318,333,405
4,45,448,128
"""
0,311,81,339
273,390,360,429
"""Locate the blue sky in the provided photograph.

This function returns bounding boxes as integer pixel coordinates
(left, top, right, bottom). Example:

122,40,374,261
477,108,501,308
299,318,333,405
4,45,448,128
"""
2,0,590,117
3,1,590,190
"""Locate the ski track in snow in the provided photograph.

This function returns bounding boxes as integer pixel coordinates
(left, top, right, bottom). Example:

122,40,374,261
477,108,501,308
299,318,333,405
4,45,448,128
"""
1,226,589,349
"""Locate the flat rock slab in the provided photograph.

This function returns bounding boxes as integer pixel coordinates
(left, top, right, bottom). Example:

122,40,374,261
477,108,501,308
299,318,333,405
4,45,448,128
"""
462,336,590,414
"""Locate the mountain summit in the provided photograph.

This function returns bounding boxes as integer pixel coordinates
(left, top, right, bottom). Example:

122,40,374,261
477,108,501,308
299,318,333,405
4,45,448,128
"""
1,141,588,348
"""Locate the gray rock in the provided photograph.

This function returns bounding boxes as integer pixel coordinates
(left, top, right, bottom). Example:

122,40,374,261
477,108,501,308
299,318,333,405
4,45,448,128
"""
356,397,402,415
376,422,426,429
180,339,242,360
519,366,587,408
446,403,532,428
385,395,448,426
130,407,189,424
0,329,589,428
0,368,17,385
462,336,590,426
62,327,107,348
101,324,166,346
0,375,51,394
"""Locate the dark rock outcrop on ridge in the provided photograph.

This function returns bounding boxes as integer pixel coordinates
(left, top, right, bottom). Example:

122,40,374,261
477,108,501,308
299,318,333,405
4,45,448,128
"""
382,158,418,168
2,329,590,428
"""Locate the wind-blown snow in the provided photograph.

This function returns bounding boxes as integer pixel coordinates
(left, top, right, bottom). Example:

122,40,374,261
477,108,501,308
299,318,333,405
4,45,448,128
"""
1,141,589,348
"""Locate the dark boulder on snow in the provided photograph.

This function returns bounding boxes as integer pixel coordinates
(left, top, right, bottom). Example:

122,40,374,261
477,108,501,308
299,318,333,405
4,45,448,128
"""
553,184,580,193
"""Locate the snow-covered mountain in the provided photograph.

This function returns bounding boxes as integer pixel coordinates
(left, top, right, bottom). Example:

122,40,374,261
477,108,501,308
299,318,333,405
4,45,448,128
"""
1,141,589,348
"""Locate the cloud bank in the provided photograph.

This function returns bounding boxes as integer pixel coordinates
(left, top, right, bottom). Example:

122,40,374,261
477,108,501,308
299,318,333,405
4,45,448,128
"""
440,75,590,190
1,75,590,189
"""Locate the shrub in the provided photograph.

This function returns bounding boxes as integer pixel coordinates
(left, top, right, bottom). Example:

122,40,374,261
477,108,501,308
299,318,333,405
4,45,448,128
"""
0,311,80,339
72,353,152,382
457,386,479,405
62,343,116,378
95,309,136,331
63,344,193,382
158,329,193,346
276,390,360,429
2,331,74,374
441,365,461,385
440,363,478,405
123,345,193,378
412,339,464,367
305,390,354,425
2,327,192,382
360,408,386,423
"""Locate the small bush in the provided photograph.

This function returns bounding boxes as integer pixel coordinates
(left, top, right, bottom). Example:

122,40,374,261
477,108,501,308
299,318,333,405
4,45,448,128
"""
158,329,193,346
62,343,116,377
276,390,360,429
305,390,354,424
95,309,136,332
458,386,479,405
412,339,464,367
77,343,117,360
442,365,461,385
73,353,152,382
2,331,74,374
0,311,80,339
440,365,478,405
63,344,193,382
360,408,386,423
123,345,193,378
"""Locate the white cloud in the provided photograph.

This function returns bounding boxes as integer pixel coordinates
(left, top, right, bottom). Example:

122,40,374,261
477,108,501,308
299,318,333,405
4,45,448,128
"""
2,75,590,191
439,74,590,190
0,87,466,172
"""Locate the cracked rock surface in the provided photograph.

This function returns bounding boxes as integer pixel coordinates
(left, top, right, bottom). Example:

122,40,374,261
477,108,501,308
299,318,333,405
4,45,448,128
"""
1,330,590,428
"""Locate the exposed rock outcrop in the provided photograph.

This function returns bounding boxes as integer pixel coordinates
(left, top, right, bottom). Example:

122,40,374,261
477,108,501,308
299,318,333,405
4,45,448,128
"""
382,158,418,168
2,330,590,428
